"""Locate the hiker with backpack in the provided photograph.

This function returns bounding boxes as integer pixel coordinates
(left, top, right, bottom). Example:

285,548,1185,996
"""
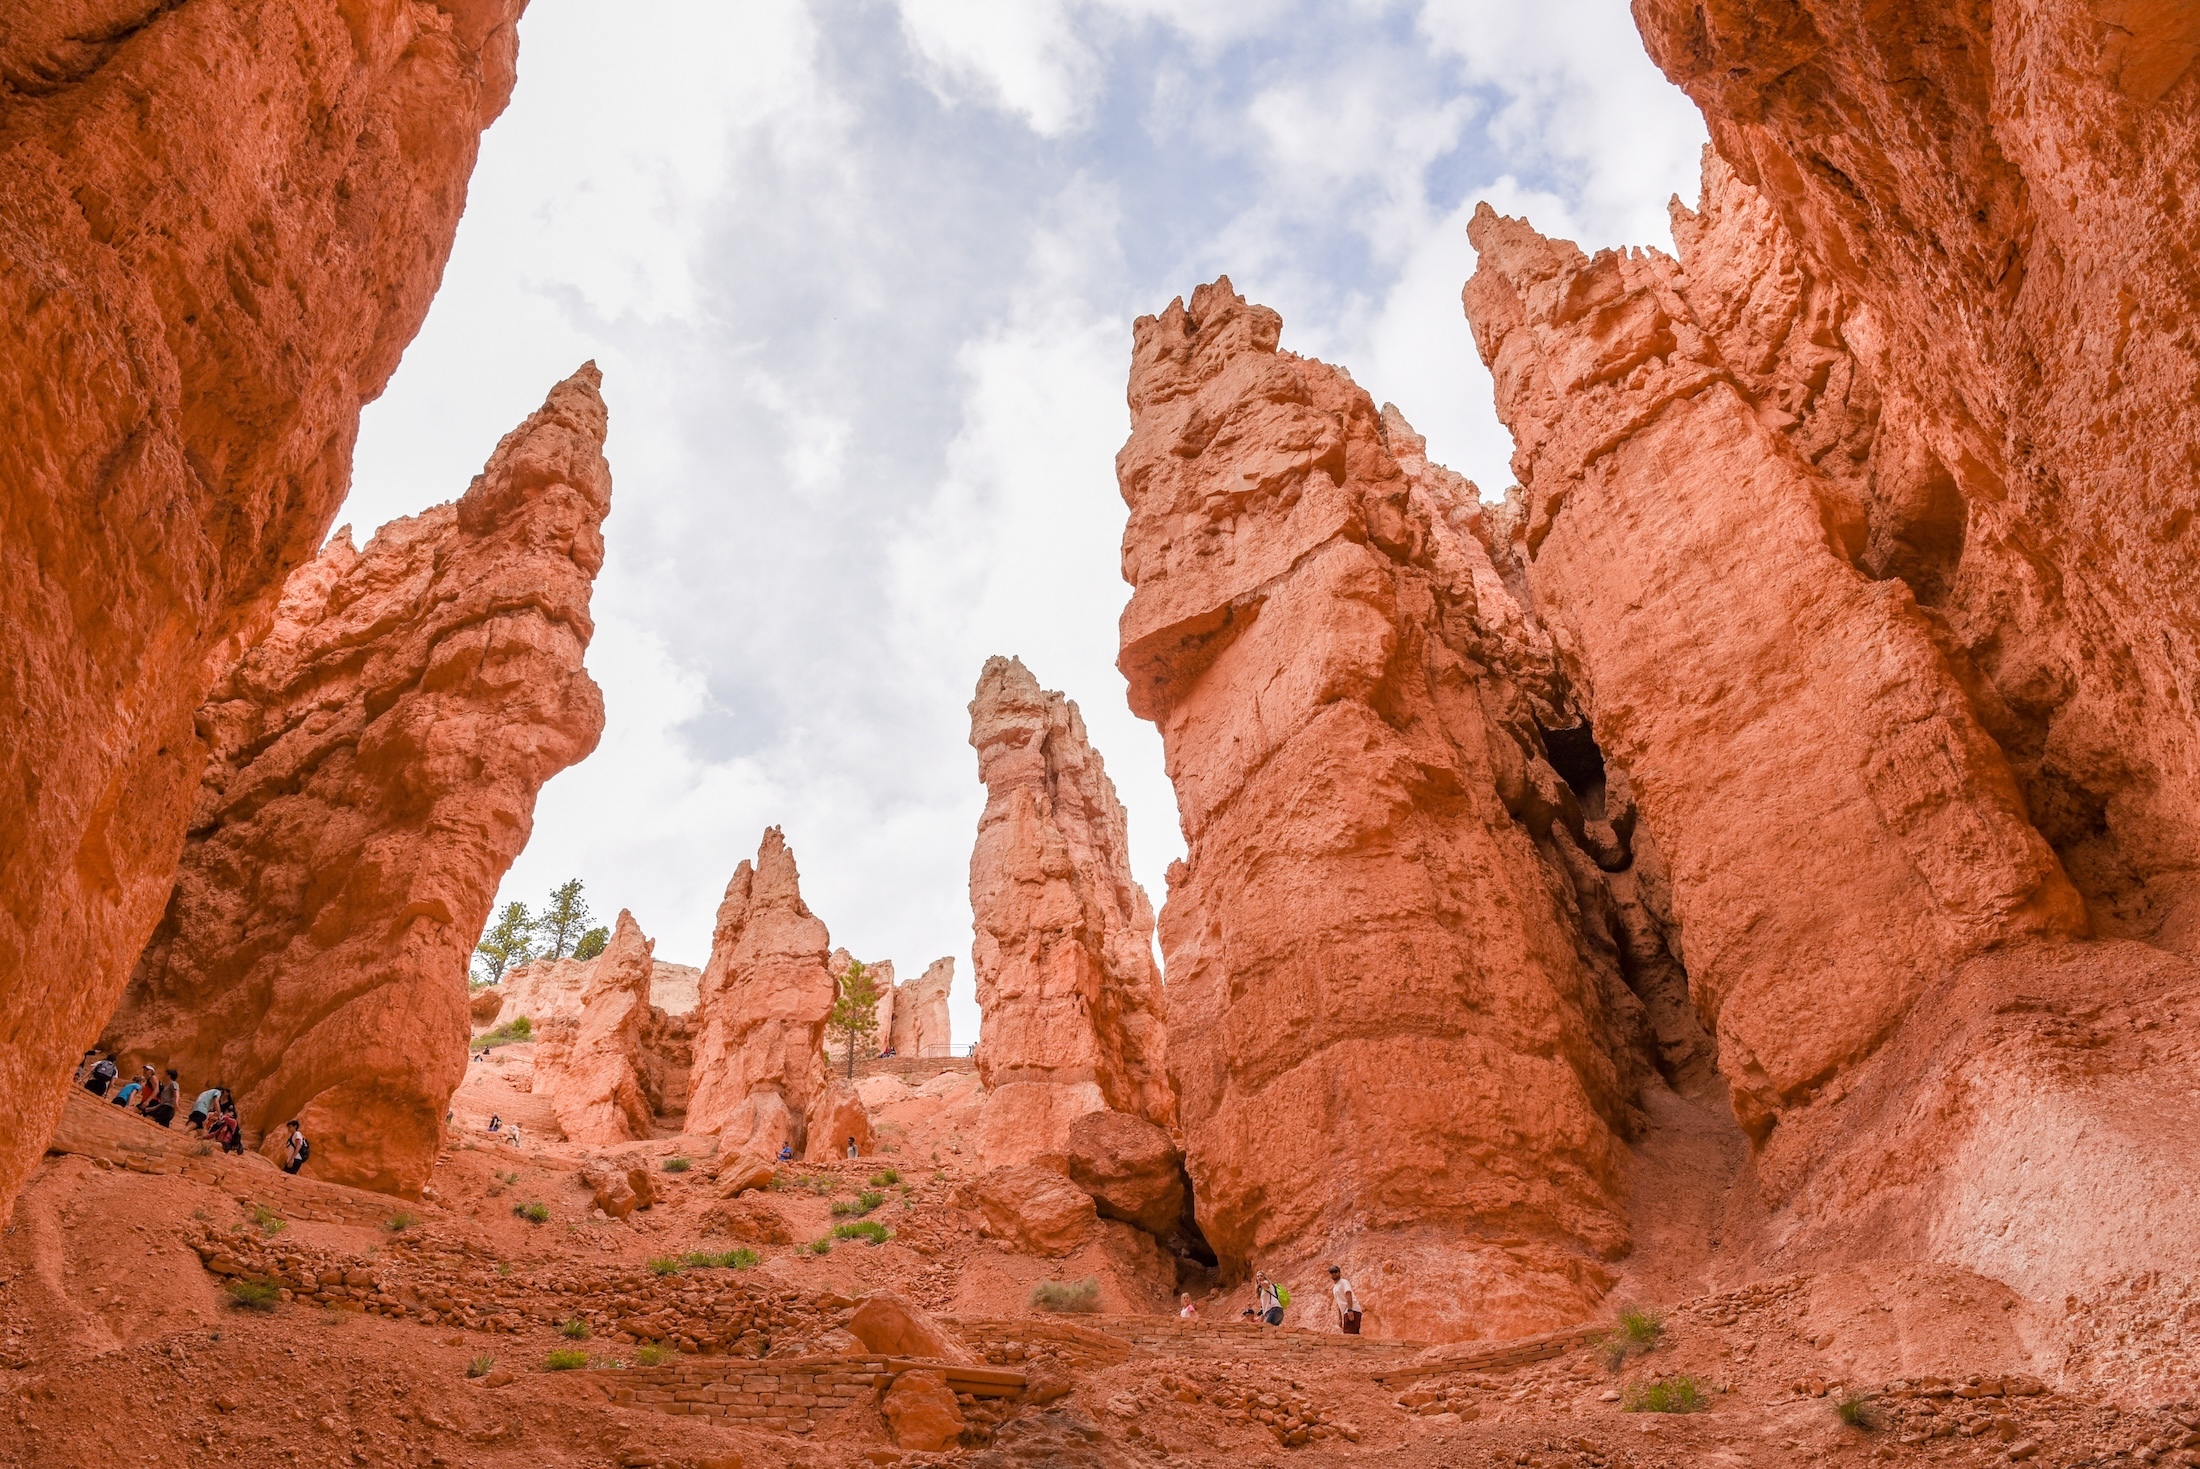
82,1054,119,1098
188,1083,222,1133
280,1120,310,1174
1255,1272,1286,1326
207,1095,244,1155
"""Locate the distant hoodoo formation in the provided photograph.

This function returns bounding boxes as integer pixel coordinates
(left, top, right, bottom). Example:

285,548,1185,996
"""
685,828,837,1160
0,0,526,1224
967,657,1176,1175
531,910,658,1147
1114,285,1692,1340
102,369,611,1194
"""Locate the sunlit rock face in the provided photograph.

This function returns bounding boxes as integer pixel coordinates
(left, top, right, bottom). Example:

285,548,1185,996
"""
1115,280,1674,1341
104,368,609,1195
967,656,1174,1174
0,0,527,1224
686,828,835,1157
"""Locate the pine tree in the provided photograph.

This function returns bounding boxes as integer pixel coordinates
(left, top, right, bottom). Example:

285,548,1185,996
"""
535,878,593,960
827,960,884,1079
473,901,537,983
573,925,610,961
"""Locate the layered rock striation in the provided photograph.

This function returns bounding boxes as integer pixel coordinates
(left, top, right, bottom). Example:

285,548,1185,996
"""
1115,281,1683,1338
488,952,701,1028
968,657,1174,1173
101,369,608,1193
0,0,526,1222
686,829,836,1156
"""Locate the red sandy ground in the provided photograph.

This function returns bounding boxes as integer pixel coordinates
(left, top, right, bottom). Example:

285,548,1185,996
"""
3,1053,2192,1469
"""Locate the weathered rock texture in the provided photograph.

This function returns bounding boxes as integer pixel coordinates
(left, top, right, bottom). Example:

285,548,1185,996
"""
1115,282,1687,1338
488,953,701,1027
0,0,525,1223
1446,0,2200,1384
531,910,656,1146
894,957,955,1058
102,368,607,1194
968,657,1175,1174
1465,163,2087,1136
686,829,835,1156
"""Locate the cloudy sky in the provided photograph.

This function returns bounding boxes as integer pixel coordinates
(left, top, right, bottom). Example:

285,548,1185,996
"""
341,0,1706,1043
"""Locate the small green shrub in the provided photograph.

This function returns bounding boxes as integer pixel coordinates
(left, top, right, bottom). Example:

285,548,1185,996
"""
1622,1376,1708,1414
1834,1391,1882,1431
1029,1277,1101,1314
250,1204,285,1236
634,1344,669,1367
868,1168,900,1187
496,1261,513,1276
542,1348,589,1371
661,1156,691,1174
831,1189,884,1217
808,1238,832,1255
497,1170,519,1185
465,1355,495,1379
385,1212,418,1233
559,1316,590,1340
479,1016,533,1048
515,1201,549,1224
647,1257,682,1277
1602,1304,1666,1369
224,1279,282,1312
683,1248,759,1270
832,1219,890,1245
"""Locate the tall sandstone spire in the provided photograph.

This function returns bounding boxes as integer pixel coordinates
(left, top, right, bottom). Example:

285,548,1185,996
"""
687,828,835,1156
532,909,659,1147
102,367,611,1195
0,0,528,1224
968,656,1173,1171
1113,280,1686,1340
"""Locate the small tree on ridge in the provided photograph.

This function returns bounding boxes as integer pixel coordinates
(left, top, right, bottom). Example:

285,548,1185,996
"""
473,901,536,983
573,925,610,961
827,960,884,1080
536,878,593,961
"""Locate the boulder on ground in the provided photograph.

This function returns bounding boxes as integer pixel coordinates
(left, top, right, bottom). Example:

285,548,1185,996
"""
712,1150,777,1198
881,1369,965,1451
963,1165,1096,1257
1065,1110,1186,1237
469,991,504,1026
703,1196,791,1245
802,1082,873,1163
847,1292,972,1363
579,1162,656,1220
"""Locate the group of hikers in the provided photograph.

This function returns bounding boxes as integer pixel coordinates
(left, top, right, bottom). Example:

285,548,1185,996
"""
1175,1265,1363,1335
74,1050,311,1174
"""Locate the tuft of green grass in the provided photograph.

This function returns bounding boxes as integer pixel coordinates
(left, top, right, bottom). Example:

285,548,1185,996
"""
647,1257,683,1277
385,1212,418,1233
1602,1304,1666,1369
559,1316,590,1340
807,1238,832,1255
515,1201,549,1224
224,1279,281,1312
250,1204,285,1237
1833,1390,1882,1431
634,1344,669,1366
832,1219,890,1245
683,1248,759,1270
497,1170,519,1185
1622,1376,1708,1414
831,1189,884,1217
868,1168,900,1187
1029,1277,1101,1314
661,1156,691,1174
542,1348,588,1371
465,1355,495,1379
478,1016,533,1048
496,1261,513,1276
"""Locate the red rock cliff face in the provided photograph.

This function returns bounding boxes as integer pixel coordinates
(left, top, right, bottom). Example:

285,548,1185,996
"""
101,369,608,1195
0,0,525,1221
1464,162,2087,1136
686,829,835,1157
1630,0,2200,953
532,909,657,1147
1115,281,1688,1340
968,656,1174,1170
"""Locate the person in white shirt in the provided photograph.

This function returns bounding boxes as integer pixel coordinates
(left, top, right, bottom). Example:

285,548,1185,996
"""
1178,1293,1197,1319
1328,1265,1362,1335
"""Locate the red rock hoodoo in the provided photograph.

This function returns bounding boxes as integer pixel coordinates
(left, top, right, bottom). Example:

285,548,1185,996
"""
0,0,526,1223
1113,287,1692,1339
892,957,955,1059
101,368,610,1194
686,829,836,1156
532,910,658,1147
967,657,1175,1173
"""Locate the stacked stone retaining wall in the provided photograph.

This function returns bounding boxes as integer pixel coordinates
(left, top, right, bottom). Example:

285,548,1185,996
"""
591,1355,1024,1432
